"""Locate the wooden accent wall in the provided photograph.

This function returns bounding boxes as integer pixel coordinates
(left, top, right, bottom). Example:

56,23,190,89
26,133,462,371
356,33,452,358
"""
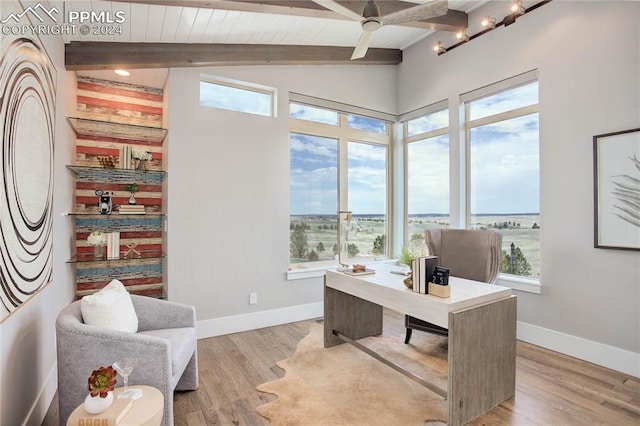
73,76,165,298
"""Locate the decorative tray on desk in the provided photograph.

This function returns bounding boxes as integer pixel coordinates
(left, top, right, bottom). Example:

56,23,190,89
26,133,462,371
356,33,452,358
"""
342,267,375,276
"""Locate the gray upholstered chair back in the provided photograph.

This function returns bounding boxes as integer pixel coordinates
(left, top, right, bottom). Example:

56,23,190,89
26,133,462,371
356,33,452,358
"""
425,228,502,284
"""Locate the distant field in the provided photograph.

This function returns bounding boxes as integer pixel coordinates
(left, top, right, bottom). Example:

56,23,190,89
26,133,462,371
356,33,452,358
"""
291,214,540,277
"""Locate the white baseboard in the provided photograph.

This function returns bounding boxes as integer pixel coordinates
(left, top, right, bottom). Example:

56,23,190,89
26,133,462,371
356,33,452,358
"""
27,362,58,426
517,321,640,378
196,302,323,339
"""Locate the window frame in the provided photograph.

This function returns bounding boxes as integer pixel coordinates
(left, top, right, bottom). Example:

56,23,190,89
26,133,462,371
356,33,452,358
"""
288,99,394,277
199,74,278,117
400,71,542,293
401,100,450,247
462,71,540,286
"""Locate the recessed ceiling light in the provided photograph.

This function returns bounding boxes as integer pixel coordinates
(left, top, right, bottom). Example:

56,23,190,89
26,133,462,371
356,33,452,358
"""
114,69,130,76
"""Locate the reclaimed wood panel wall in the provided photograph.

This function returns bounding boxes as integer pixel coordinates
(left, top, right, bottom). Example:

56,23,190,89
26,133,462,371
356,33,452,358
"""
74,76,165,298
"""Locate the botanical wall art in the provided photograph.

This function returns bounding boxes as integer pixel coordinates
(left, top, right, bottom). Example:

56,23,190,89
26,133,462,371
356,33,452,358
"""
593,127,640,250
0,34,57,321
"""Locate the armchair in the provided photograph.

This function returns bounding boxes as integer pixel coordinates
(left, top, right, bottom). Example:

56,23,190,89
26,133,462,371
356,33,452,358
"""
404,228,502,344
56,295,199,426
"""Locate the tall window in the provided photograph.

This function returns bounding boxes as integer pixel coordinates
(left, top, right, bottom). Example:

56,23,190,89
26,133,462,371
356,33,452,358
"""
403,105,450,254
464,75,540,279
289,101,392,267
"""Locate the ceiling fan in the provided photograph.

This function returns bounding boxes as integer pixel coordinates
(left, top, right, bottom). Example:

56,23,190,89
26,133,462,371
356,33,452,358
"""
313,0,449,60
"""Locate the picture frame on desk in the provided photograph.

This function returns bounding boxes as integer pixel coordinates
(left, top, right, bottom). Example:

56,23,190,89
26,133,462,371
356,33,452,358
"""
593,127,640,251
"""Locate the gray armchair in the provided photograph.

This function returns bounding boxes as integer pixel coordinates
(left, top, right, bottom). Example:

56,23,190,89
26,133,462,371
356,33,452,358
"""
405,228,502,343
56,295,198,426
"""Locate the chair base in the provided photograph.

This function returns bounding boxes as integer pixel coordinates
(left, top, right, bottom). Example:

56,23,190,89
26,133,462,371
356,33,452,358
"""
404,315,449,344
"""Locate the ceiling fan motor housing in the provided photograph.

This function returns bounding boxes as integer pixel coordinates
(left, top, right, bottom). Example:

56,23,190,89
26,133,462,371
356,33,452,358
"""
361,18,382,31
363,0,381,18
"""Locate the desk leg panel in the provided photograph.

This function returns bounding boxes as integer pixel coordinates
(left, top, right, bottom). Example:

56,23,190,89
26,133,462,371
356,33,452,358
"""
447,296,517,426
324,281,383,348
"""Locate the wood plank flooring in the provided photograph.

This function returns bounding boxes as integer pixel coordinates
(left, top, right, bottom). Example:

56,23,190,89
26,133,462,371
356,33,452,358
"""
43,309,639,425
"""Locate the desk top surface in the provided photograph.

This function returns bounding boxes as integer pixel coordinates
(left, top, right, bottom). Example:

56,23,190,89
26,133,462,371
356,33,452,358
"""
325,263,512,327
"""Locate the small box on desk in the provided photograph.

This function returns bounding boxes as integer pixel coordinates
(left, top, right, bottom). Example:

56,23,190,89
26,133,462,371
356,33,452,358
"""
428,282,450,298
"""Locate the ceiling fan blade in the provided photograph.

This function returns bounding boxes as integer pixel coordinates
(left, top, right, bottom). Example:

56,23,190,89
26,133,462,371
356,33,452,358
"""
382,0,448,26
351,30,373,60
312,0,363,21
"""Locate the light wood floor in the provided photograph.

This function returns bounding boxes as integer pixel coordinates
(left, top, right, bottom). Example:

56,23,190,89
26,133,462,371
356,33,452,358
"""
43,310,640,425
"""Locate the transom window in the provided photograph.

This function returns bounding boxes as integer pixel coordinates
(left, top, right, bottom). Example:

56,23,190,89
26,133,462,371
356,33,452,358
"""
200,75,276,117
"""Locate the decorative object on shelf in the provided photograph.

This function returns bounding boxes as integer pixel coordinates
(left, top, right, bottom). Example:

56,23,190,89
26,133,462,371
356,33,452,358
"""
95,189,112,214
132,149,152,171
87,231,107,259
337,211,362,268
121,146,132,169
125,183,139,205
97,155,116,168
123,242,142,258
118,204,145,215
593,127,640,251
106,232,121,259
84,365,117,414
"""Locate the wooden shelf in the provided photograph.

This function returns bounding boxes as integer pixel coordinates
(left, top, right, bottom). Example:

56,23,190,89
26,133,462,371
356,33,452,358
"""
66,212,166,217
68,249,165,264
66,164,166,178
67,117,168,143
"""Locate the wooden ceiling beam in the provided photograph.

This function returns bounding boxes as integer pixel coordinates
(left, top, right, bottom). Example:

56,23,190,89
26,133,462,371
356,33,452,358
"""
65,42,402,70
108,0,467,31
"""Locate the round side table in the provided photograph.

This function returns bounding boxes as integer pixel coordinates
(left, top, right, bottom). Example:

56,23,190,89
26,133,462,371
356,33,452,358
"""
67,385,163,426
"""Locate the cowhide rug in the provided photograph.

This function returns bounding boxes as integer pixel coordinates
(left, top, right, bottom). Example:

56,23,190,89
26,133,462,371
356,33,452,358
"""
256,322,449,425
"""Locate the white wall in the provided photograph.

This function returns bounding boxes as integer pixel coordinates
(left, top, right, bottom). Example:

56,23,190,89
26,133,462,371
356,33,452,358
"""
166,65,396,336
398,1,639,375
0,1,76,425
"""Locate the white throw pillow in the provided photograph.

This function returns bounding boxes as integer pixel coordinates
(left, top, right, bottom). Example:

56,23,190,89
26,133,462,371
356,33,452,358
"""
81,279,138,333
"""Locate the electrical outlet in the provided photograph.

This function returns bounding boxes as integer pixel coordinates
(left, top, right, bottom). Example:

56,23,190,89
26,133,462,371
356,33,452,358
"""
249,292,257,305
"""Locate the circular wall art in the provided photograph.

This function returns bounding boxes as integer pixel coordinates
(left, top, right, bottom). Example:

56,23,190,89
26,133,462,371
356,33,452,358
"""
0,37,56,322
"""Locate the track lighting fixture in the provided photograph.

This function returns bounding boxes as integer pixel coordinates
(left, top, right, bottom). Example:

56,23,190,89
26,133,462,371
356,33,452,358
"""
434,1,553,56
456,30,469,42
433,40,446,54
481,15,496,29
511,0,525,16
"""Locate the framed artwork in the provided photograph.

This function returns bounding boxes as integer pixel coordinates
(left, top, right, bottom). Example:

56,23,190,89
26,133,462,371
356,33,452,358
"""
593,128,640,250
0,26,57,321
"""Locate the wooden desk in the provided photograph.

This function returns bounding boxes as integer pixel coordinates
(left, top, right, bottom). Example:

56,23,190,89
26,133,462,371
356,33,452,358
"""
67,385,163,426
324,264,517,426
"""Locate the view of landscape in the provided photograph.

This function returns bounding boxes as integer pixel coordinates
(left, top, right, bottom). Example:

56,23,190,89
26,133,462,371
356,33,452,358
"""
290,213,540,278
290,79,540,279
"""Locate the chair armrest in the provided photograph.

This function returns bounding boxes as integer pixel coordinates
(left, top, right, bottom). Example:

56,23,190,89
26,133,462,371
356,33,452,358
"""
131,295,196,331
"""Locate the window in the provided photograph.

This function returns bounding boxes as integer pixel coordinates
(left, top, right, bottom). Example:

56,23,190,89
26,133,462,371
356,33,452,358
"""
200,75,276,117
289,101,392,267
403,104,450,254
464,76,540,279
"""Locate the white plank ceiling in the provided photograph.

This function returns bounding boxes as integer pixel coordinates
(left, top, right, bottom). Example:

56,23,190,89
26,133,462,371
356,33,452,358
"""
69,0,491,88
